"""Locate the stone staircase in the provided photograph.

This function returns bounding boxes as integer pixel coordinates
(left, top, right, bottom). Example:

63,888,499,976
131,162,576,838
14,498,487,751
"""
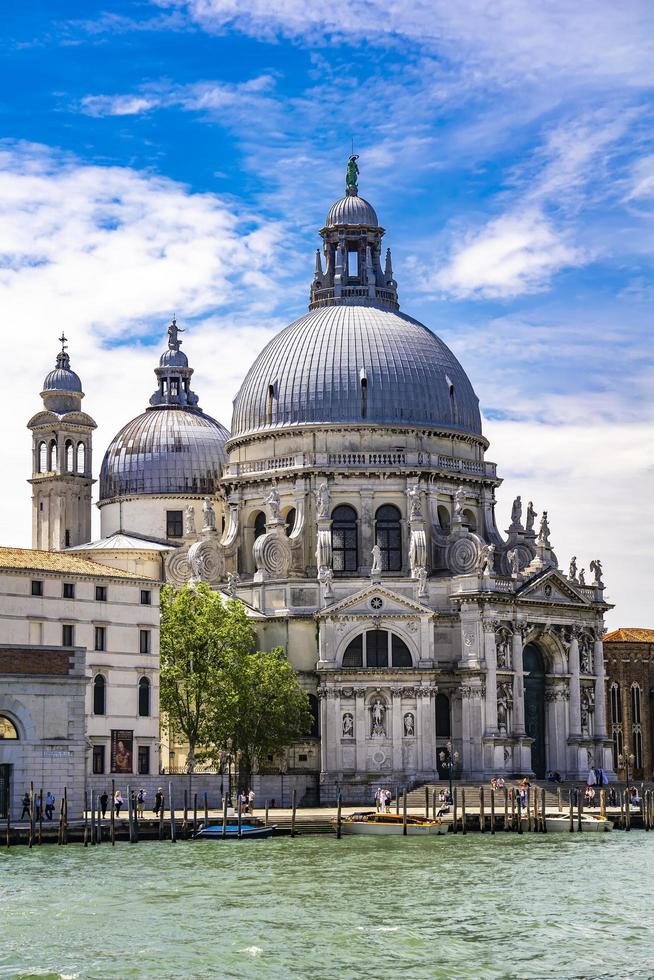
403,779,654,810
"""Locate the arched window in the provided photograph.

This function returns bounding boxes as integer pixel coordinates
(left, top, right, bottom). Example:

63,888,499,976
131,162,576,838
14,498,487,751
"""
437,505,451,532
0,716,19,739
138,677,151,717
93,675,106,716
610,682,623,768
285,508,296,537
65,440,74,472
462,508,477,532
342,630,413,669
254,511,267,540
308,693,319,737
38,441,47,473
48,440,57,472
76,442,85,473
375,504,402,571
332,505,358,574
391,634,412,667
632,684,642,771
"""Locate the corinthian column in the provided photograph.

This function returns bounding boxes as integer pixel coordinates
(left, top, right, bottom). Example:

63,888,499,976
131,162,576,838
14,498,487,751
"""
484,622,499,734
593,634,608,739
568,630,582,736
512,628,526,735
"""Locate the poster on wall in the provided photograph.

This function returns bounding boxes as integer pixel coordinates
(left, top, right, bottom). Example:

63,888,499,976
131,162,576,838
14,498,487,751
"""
110,730,133,774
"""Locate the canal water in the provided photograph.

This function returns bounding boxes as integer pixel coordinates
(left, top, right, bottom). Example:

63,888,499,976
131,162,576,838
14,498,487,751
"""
1,833,653,979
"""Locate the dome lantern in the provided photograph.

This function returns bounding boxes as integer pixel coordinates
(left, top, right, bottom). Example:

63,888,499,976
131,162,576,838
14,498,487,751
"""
100,320,230,501
311,156,398,312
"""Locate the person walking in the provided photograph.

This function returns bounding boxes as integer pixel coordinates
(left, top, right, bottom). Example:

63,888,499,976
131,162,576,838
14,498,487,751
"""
248,789,255,815
375,786,382,812
20,792,30,820
114,789,124,816
137,788,146,818
45,791,55,821
153,787,164,816
100,791,109,819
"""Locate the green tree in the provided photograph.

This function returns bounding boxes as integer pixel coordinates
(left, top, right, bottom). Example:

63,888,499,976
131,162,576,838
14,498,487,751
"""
211,646,313,794
159,582,254,772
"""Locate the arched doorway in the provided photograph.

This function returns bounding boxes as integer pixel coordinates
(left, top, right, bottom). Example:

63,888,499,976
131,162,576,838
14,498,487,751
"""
523,644,546,777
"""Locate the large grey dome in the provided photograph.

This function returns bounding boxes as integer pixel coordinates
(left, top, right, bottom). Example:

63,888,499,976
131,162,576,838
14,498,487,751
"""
326,193,378,228
100,406,229,500
231,305,481,438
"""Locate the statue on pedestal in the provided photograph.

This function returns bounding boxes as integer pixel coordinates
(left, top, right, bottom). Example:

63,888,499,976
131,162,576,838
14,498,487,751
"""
510,495,523,528
526,501,537,532
454,486,465,521
569,556,578,582
407,484,422,520
265,486,281,521
184,504,196,537
315,482,330,519
537,511,551,547
590,559,604,588
318,564,334,600
202,497,216,532
342,712,354,738
226,571,240,597
371,544,382,576
403,712,415,737
371,698,386,737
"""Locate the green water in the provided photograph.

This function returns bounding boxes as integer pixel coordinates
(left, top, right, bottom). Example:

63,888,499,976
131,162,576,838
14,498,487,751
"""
1,834,653,979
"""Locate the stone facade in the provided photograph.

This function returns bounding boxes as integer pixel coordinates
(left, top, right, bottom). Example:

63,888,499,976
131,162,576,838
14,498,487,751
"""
604,628,654,780
0,643,86,820
0,550,161,815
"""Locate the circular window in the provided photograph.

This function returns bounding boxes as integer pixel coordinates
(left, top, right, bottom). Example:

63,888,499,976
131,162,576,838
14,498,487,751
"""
370,597,383,610
544,584,552,597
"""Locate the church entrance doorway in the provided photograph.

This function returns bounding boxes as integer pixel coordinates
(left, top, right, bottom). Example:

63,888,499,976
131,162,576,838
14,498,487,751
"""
523,644,546,778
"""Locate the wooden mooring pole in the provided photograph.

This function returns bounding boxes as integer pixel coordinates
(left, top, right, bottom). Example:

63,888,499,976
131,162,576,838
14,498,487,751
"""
336,793,342,840
110,779,115,846
577,792,583,833
193,793,198,836
222,793,228,839
83,791,89,847
264,800,269,828
461,789,467,835
402,789,408,836
432,789,437,821
169,782,177,843
291,788,297,838
28,782,34,849
479,787,485,833
453,788,458,834
526,787,532,833
425,786,429,820
557,787,562,813
541,785,547,833
490,788,495,835
510,789,516,831
517,791,523,834
38,787,43,846
204,792,209,827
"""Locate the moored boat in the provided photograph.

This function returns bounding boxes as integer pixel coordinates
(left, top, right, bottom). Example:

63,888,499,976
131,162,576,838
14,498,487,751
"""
334,811,449,836
542,813,613,833
193,817,276,840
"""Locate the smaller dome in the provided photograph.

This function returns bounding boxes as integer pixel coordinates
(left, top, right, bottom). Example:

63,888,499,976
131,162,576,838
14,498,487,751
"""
43,365,82,393
159,348,189,369
326,192,379,228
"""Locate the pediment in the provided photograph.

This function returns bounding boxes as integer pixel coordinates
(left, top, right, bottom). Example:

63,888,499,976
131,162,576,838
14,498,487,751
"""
317,583,434,619
516,568,591,606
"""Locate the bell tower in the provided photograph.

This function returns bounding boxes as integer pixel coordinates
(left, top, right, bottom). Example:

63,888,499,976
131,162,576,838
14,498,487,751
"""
27,334,96,550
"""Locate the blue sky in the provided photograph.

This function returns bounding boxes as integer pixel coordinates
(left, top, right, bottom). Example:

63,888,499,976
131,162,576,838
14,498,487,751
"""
2,0,653,625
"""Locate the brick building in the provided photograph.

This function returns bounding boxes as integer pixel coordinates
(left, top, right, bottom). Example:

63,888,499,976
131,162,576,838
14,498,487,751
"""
603,628,654,780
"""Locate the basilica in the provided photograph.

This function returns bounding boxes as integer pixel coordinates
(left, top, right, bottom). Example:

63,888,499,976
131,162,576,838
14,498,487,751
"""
28,159,614,802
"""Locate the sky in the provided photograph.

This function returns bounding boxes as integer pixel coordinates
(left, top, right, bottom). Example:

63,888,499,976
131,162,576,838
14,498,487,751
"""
1,0,653,627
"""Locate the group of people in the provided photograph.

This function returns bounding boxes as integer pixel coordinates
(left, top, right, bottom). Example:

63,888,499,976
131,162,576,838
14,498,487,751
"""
237,790,256,814
374,787,393,812
489,776,506,791
19,791,56,821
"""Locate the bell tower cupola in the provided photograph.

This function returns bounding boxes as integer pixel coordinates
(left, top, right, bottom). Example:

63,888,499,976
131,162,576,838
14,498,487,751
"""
310,155,399,311
28,334,96,550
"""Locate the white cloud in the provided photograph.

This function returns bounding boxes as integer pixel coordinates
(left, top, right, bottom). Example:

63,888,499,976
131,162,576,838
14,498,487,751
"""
79,75,277,118
487,416,654,629
436,210,584,299
0,141,286,547
159,0,654,88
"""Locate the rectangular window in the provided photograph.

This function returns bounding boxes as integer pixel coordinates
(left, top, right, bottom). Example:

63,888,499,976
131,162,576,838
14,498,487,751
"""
63,582,75,599
366,630,389,668
138,746,150,775
95,585,107,602
347,250,358,277
166,510,183,538
94,626,106,652
92,745,105,775
64,530,70,548
31,580,43,597
62,624,74,646
139,630,151,655
140,590,151,605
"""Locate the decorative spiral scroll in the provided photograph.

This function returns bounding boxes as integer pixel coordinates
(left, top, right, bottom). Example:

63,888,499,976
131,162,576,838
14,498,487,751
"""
187,539,224,586
165,548,192,586
446,536,480,575
253,529,292,578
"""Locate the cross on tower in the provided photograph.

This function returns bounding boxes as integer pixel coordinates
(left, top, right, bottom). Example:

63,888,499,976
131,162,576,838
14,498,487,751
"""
59,332,68,353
